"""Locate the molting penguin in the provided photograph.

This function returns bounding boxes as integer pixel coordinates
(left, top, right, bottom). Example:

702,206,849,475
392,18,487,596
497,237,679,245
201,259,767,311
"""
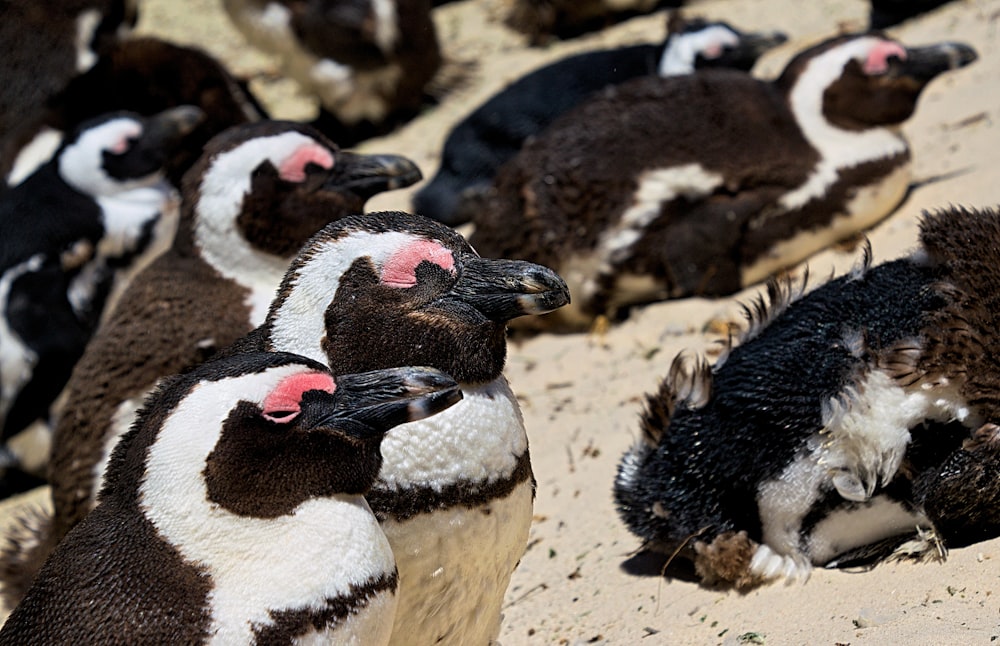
0,121,421,609
2,37,266,190
614,205,1000,588
470,33,977,331
413,13,786,226
0,0,137,147
222,211,570,644
0,106,203,483
221,0,441,146
0,352,462,644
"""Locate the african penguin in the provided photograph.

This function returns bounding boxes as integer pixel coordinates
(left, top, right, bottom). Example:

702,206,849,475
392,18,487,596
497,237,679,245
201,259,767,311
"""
0,106,203,482
505,0,676,45
0,121,422,609
221,0,441,146
614,205,1000,588
2,37,267,189
0,352,462,644
0,0,136,148
470,33,977,331
412,13,786,226
222,210,571,644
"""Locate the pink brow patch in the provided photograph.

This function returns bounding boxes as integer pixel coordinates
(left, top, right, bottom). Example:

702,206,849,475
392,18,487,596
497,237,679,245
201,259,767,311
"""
864,41,907,75
278,144,335,183
262,372,336,422
381,239,456,288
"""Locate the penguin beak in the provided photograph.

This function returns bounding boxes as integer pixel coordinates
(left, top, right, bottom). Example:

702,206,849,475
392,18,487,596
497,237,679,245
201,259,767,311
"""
709,30,788,71
325,152,423,200
448,256,571,322
890,42,978,83
300,366,462,439
138,105,206,151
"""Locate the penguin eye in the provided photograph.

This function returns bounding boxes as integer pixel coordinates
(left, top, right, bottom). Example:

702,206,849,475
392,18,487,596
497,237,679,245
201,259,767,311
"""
108,136,136,156
863,41,907,75
262,372,336,424
381,240,456,288
263,408,300,424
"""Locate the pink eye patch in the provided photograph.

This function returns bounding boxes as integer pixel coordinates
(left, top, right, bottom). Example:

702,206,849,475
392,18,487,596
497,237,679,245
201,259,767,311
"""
864,41,907,75
279,144,335,183
262,371,336,423
381,239,456,288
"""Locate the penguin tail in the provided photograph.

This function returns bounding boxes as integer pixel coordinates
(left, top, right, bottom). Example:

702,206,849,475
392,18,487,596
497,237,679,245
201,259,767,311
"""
0,503,59,613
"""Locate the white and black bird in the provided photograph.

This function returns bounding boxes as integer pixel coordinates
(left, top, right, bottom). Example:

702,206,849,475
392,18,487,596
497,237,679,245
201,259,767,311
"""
221,0,441,146
223,210,571,644
0,121,422,607
0,352,462,644
413,13,786,226
615,205,1000,588
0,106,203,483
470,33,977,330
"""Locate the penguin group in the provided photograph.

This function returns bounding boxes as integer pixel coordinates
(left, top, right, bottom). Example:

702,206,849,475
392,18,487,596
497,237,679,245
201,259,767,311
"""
0,0,996,642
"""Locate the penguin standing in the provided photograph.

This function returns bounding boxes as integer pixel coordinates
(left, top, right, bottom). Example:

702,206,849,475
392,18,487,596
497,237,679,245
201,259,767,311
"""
0,352,462,644
614,205,1000,588
470,33,977,330
413,13,786,225
224,211,570,644
0,106,203,481
221,0,441,146
0,121,422,608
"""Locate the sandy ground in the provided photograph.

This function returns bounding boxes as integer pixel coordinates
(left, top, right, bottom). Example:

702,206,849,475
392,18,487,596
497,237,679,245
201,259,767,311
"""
4,0,1000,643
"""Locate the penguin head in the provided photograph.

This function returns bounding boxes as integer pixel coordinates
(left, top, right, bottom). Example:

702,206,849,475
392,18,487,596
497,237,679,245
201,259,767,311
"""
185,121,422,259
106,352,462,519
778,33,977,129
263,211,571,383
56,105,205,197
659,14,787,75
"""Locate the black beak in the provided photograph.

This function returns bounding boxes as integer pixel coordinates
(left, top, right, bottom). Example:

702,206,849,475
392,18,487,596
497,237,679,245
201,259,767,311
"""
448,256,571,322
326,151,423,200
710,30,788,71
299,366,462,439
891,42,978,83
139,105,206,150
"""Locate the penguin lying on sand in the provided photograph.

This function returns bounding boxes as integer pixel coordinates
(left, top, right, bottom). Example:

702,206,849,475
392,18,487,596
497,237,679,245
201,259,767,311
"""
413,13,786,226
470,33,977,331
2,37,266,189
615,205,1000,588
0,121,422,608
0,106,202,485
0,352,461,644
222,211,570,644
506,0,676,45
221,0,441,146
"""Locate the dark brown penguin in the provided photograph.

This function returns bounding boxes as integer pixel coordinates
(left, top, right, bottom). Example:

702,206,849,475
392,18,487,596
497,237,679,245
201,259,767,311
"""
470,33,977,330
0,121,422,609
0,352,461,645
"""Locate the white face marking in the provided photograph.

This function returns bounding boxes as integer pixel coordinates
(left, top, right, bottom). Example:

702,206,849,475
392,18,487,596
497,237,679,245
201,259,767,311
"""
138,367,396,644
0,255,45,421
778,37,909,212
58,118,156,197
74,9,101,72
269,230,427,364
194,131,328,324
659,25,740,76
806,496,928,565
6,127,63,186
370,0,399,54
382,479,532,646
740,163,911,287
561,164,723,312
